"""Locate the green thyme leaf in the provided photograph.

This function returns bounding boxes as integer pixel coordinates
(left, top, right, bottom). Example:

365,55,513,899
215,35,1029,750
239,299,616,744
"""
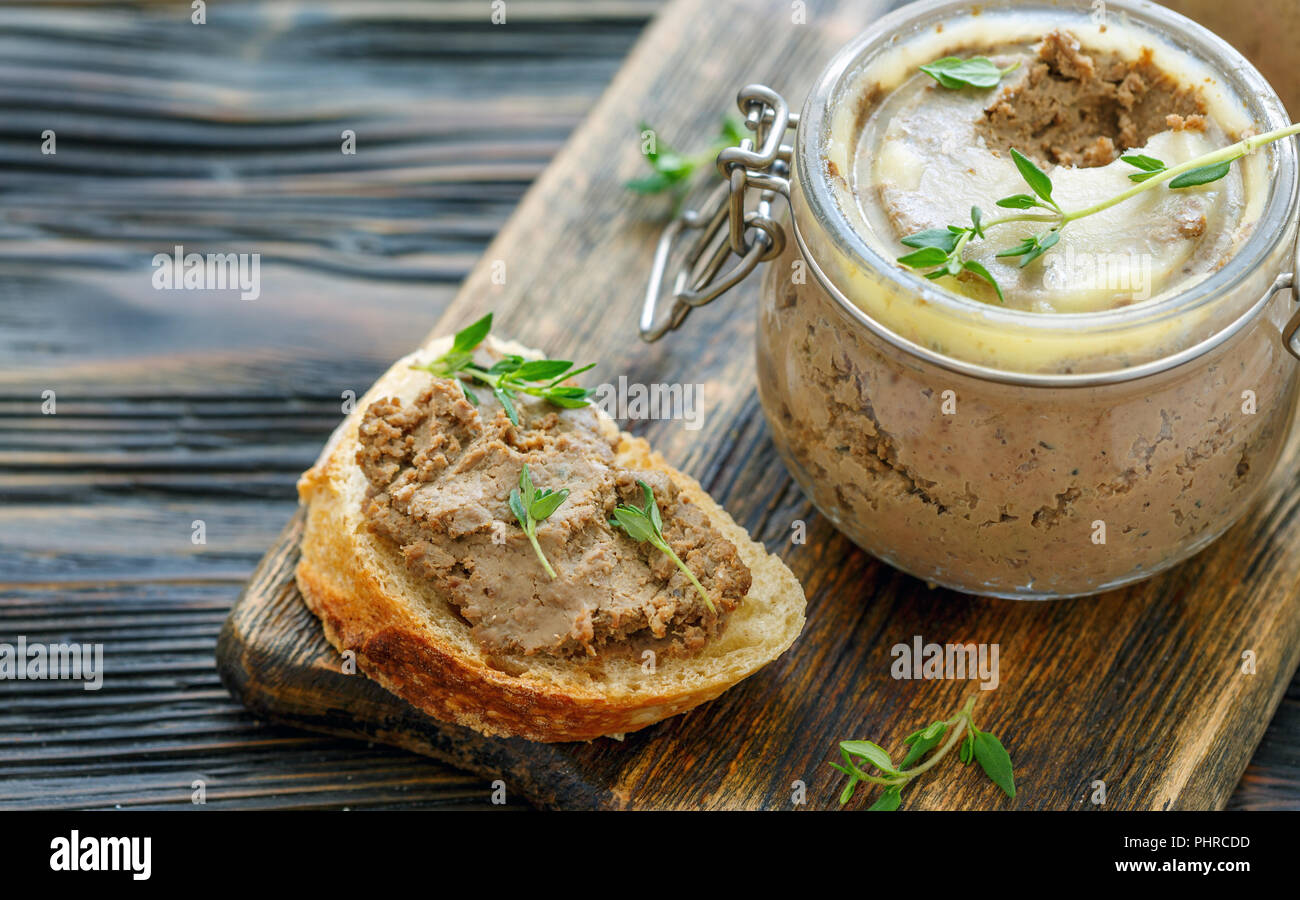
549,362,596,385
626,171,678,194
518,463,536,504
1021,231,1060,267
508,489,528,530
1010,148,1055,205
488,355,524,375
996,193,1039,209
897,246,952,268
451,313,492,354
962,260,1004,303
720,113,748,145
973,731,1016,799
959,732,975,765
416,314,493,379
611,482,714,614
838,773,861,805
901,228,962,253
650,152,693,179
529,487,569,522
996,237,1036,258
412,314,596,424
868,785,904,811
611,506,658,544
511,465,567,579
544,391,594,409
512,359,576,382
1120,153,1168,182
1122,153,1166,171
1128,170,1167,184
904,720,945,743
997,230,1059,268
493,387,520,427
920,56,1015,90
840,740,900,775
900,721,947,769
640,480,662,533
629,115,747,195
1169,160,1233,189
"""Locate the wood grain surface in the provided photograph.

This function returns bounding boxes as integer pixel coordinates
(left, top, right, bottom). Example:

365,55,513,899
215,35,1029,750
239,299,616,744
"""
2,0,1298,811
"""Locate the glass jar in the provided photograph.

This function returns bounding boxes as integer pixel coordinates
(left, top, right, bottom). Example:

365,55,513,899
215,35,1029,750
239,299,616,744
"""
642,0,1300,598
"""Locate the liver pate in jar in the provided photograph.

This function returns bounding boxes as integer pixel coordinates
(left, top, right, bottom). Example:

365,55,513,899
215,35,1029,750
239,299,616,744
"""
644,0,1300,598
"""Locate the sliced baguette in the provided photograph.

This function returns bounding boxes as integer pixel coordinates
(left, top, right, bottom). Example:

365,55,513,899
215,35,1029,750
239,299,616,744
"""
295,331,806,742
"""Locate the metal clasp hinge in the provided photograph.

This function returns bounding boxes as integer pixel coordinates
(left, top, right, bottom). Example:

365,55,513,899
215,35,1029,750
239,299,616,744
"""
1285,214,1300,361
640,84,797,342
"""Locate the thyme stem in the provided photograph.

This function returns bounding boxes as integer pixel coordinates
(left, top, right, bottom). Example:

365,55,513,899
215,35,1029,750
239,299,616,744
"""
1061,122,1300,223
899,121,1300,290
897,695,977,779
834,694,1014,808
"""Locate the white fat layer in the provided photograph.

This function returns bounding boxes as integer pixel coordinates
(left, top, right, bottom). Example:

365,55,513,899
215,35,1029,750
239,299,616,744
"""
821,12,1267,314
861,58,1244,312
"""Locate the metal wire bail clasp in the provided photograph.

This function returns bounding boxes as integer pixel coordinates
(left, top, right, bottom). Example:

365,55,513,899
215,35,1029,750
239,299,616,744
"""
1283,209,1300,360
640,84,797,342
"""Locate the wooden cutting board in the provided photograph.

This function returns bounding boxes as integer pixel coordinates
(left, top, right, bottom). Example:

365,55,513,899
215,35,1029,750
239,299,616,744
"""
217,0,1300,810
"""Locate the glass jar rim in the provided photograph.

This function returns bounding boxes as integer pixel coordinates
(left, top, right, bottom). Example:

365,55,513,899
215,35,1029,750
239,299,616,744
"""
795,0,1299,383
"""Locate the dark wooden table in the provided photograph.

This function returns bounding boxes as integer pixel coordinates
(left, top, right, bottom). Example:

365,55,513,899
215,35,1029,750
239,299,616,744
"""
0,0,1295,811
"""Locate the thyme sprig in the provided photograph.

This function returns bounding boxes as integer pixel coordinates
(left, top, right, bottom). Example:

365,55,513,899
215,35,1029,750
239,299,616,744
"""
1120,153,1170,183
832,695,1015,810
411,313,597,427
509,464,568,579
628,116,747,195
610,480,715,614
896,206,1005,302
903,60,1300,299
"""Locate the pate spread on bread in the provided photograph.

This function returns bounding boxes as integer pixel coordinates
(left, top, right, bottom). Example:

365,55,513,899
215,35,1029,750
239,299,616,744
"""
357,377,751,658
295,323,806,742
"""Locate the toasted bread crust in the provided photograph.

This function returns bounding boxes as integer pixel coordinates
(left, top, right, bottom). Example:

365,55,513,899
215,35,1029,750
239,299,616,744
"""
295,336,806,742
297,559,735,741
